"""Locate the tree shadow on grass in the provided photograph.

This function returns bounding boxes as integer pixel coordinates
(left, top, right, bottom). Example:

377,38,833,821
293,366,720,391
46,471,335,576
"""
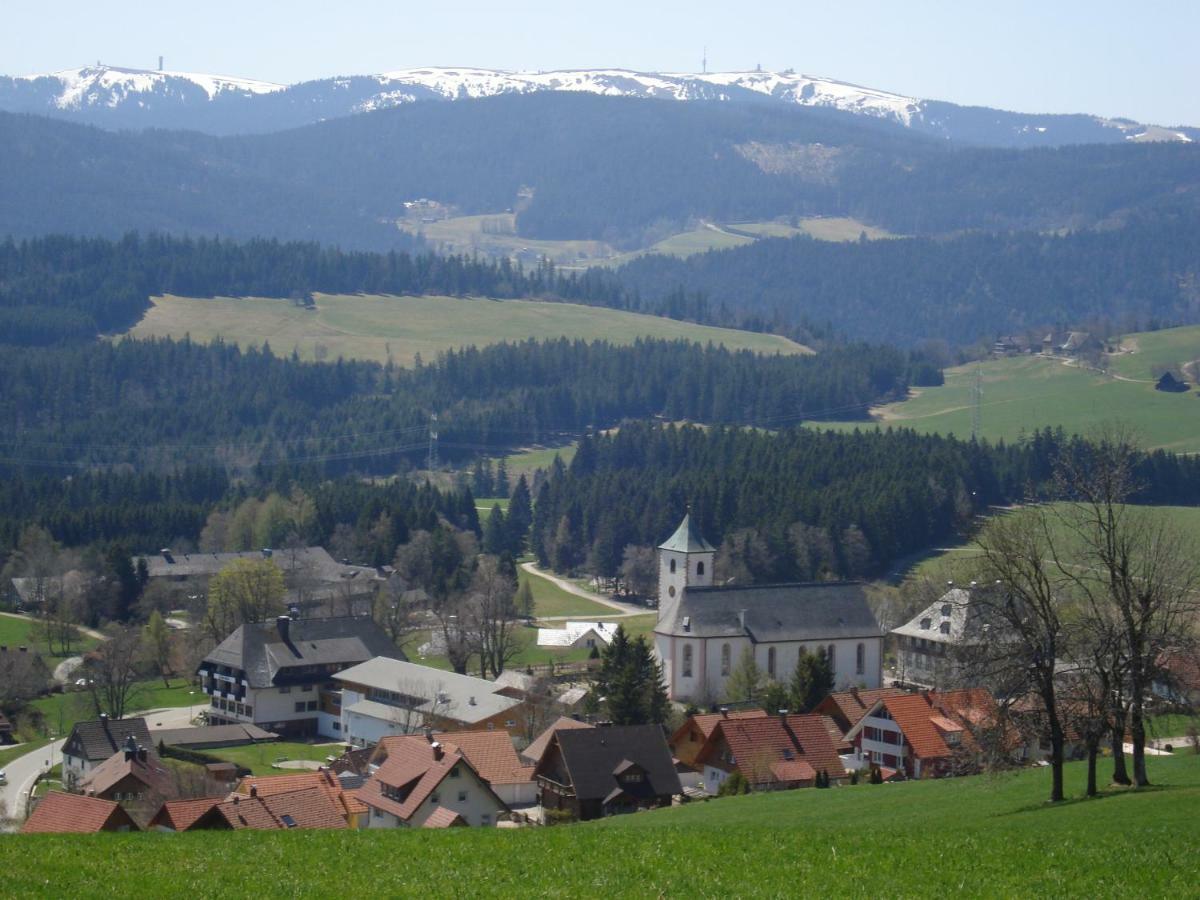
1000,782,1174,816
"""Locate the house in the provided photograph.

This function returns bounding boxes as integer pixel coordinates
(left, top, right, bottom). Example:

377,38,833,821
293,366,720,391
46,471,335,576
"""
843,689,1000,778
137,546,382,616
1059,331,1103,356
652,514,883,703
534,723,681,821
21,791,140,833
536,621,620,650
813,687,911,742
334,656,527,747
216,784,348,830
148,797,229,831
198,615,403,738
891,584,1014,689
668,709,768,769
520,716,594,766
358,732,509,828
693,712,847,794
370,729,536,808
231,769,368,828
1154,650,1200,707
61,714,154,789
993,335,1030,356
79,737,175,807
151,723,279,751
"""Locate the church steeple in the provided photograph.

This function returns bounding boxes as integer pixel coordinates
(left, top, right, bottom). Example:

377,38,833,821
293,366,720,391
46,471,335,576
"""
658,511,715,611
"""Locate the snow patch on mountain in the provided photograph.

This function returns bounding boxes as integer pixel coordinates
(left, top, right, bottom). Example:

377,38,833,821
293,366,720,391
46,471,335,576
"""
18,66,284,108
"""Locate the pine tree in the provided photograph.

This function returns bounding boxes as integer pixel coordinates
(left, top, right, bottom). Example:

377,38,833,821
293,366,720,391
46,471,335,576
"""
725,646,764,704
515,578,535,619
494,458,510,497
483,505,508,555
507,475,533,556
761,680,791,714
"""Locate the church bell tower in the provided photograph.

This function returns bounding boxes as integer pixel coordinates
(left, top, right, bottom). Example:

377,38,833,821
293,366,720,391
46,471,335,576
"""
657,511,715,609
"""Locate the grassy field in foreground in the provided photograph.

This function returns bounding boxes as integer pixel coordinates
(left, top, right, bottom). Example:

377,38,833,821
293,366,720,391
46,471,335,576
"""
127,293,807,366
5,755,1196,896
818,351,1200,452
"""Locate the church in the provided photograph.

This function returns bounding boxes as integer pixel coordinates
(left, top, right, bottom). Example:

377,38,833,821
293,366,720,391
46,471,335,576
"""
652,514,884,704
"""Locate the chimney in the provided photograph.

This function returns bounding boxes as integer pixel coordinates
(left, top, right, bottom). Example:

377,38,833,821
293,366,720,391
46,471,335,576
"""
99,712,109,727
233,795,240,805
124,734,138,762
850,686,860,702
250,784,258,798
719,707,729,718
161,549,174,564
468,696,476,706
262,548,273,559
276,615,291,642
18,646,26,653
738,610,747,631
424,726,434,743
138,746,148,763
777,709,789,719
431,741,444,761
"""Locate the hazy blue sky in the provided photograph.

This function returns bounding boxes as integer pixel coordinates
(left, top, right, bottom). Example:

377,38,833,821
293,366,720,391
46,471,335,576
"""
5,0,1198,124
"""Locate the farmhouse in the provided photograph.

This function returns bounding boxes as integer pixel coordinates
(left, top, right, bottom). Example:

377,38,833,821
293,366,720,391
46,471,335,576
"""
813,687,910,740
61,714,154,789
334,656,527,746
844,688,1000,779
521,716,594,766
534,723,681,821
652,514,883,703
358,732,509,828
693,711,847,794
198,615,402,738
668,709,767,769
891,584,1014,689
536,620,620,650
79,736,174,806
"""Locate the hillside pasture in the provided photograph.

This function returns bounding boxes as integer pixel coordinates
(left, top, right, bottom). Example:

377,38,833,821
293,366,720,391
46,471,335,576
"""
734,216,897,242
817,351,1200,452
1110,325,1200,382
5,755,1197,896
126,293,808,366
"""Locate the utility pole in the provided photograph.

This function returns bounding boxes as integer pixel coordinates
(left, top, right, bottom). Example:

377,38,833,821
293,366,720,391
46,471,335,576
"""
427,413,439,472
971,363,983,441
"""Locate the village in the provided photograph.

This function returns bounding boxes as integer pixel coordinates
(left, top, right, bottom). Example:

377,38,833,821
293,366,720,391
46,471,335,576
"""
7,512,1193,835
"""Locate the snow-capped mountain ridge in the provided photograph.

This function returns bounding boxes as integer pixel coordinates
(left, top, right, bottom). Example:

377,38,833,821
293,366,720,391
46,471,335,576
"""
2,64,1193,146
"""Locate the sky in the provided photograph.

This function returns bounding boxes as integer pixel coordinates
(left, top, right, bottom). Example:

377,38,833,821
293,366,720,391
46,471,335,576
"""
4,0,1198,125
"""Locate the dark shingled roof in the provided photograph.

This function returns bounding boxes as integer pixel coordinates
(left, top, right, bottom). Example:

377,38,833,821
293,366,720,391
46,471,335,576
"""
201,616,404,688
63,717,153,765
656,582,880,641
546,724,681,803
657,514,716,553
151,723,279,749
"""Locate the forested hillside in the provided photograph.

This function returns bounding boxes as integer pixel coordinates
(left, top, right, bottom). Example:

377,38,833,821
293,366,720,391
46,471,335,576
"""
614,211,1200,344
2,94,1198,249
0,337,933,474
531,423,1200,580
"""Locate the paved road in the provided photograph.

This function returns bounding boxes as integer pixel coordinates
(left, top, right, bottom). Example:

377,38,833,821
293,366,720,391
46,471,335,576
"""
520,562,649,619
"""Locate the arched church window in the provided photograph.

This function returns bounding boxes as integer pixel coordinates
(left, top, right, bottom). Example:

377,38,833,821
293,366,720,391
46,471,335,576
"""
767,646,777,678
670,559,676,574
827,644,836,671
721,643,731,676
682,644,693,678
856,643,865,675
697,561,705,576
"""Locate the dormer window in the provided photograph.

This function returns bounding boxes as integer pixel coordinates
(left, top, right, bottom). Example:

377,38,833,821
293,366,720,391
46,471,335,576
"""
941,604,952,617
670,559,676,574
940,621,951,635
920,618,932,630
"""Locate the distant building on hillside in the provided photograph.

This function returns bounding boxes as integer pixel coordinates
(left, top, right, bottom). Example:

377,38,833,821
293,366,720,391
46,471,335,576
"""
651,514,883,703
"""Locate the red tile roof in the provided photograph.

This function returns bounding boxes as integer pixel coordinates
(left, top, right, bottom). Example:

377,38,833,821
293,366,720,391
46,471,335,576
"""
80,749,174,799
149,798,223,831
21,791,138,833
878,694,952,760
422,807,467,828
816,688,910,734
362,741,473,822
234,769,367,820
429,730,531,785
217,786,347,830
698,714,846,786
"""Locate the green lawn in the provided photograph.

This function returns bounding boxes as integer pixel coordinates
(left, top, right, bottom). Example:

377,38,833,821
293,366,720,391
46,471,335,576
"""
0,615,99,667
127,293,807,366
519,567,614,618
0,738,52,770
817,348,1200,452
502,444,577,482
28,678,202,738
733,216,898,242
397,213,615,266
1109,325,1200,382
4,755,1196,896
203,741,347,775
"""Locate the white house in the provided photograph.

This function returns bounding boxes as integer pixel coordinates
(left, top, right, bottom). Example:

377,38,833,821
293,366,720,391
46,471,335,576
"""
536,621,620,650
891,583,1013,689
651,514,883,704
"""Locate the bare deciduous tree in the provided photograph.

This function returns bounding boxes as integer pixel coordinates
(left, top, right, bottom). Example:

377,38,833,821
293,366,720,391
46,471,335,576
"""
83,625,146,719
466,555,519,679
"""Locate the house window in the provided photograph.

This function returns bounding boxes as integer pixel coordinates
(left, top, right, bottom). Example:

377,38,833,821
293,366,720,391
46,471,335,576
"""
827,645,836,671
307,701,318,712
920,618,931,630
767,646,776,678
295,702,306,713
941,604,952,617
670,559,676,574
332,721,339,731
302,684,312,692
244,705,252,716
721,643,731,676
431,793,440,804
682,644,693,678
281,686,291,694
457,791,467,802
856,643,865,675
449,768,460,778
481,813,491,826
940,622,951,635
697,561,705,576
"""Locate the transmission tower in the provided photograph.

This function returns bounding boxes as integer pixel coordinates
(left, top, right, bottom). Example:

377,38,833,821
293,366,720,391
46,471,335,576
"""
702,46,708,75
970,364,983,440
426,413,439,471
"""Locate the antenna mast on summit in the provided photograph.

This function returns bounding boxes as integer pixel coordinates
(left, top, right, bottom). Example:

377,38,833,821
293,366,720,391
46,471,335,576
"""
702,46,708,75
427,413,439,472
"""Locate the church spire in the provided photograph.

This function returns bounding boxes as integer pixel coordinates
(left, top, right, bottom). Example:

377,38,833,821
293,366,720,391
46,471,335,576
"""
658,511,715,553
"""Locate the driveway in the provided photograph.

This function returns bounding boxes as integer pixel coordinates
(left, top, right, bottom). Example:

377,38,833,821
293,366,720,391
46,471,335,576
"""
520,563,649,618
